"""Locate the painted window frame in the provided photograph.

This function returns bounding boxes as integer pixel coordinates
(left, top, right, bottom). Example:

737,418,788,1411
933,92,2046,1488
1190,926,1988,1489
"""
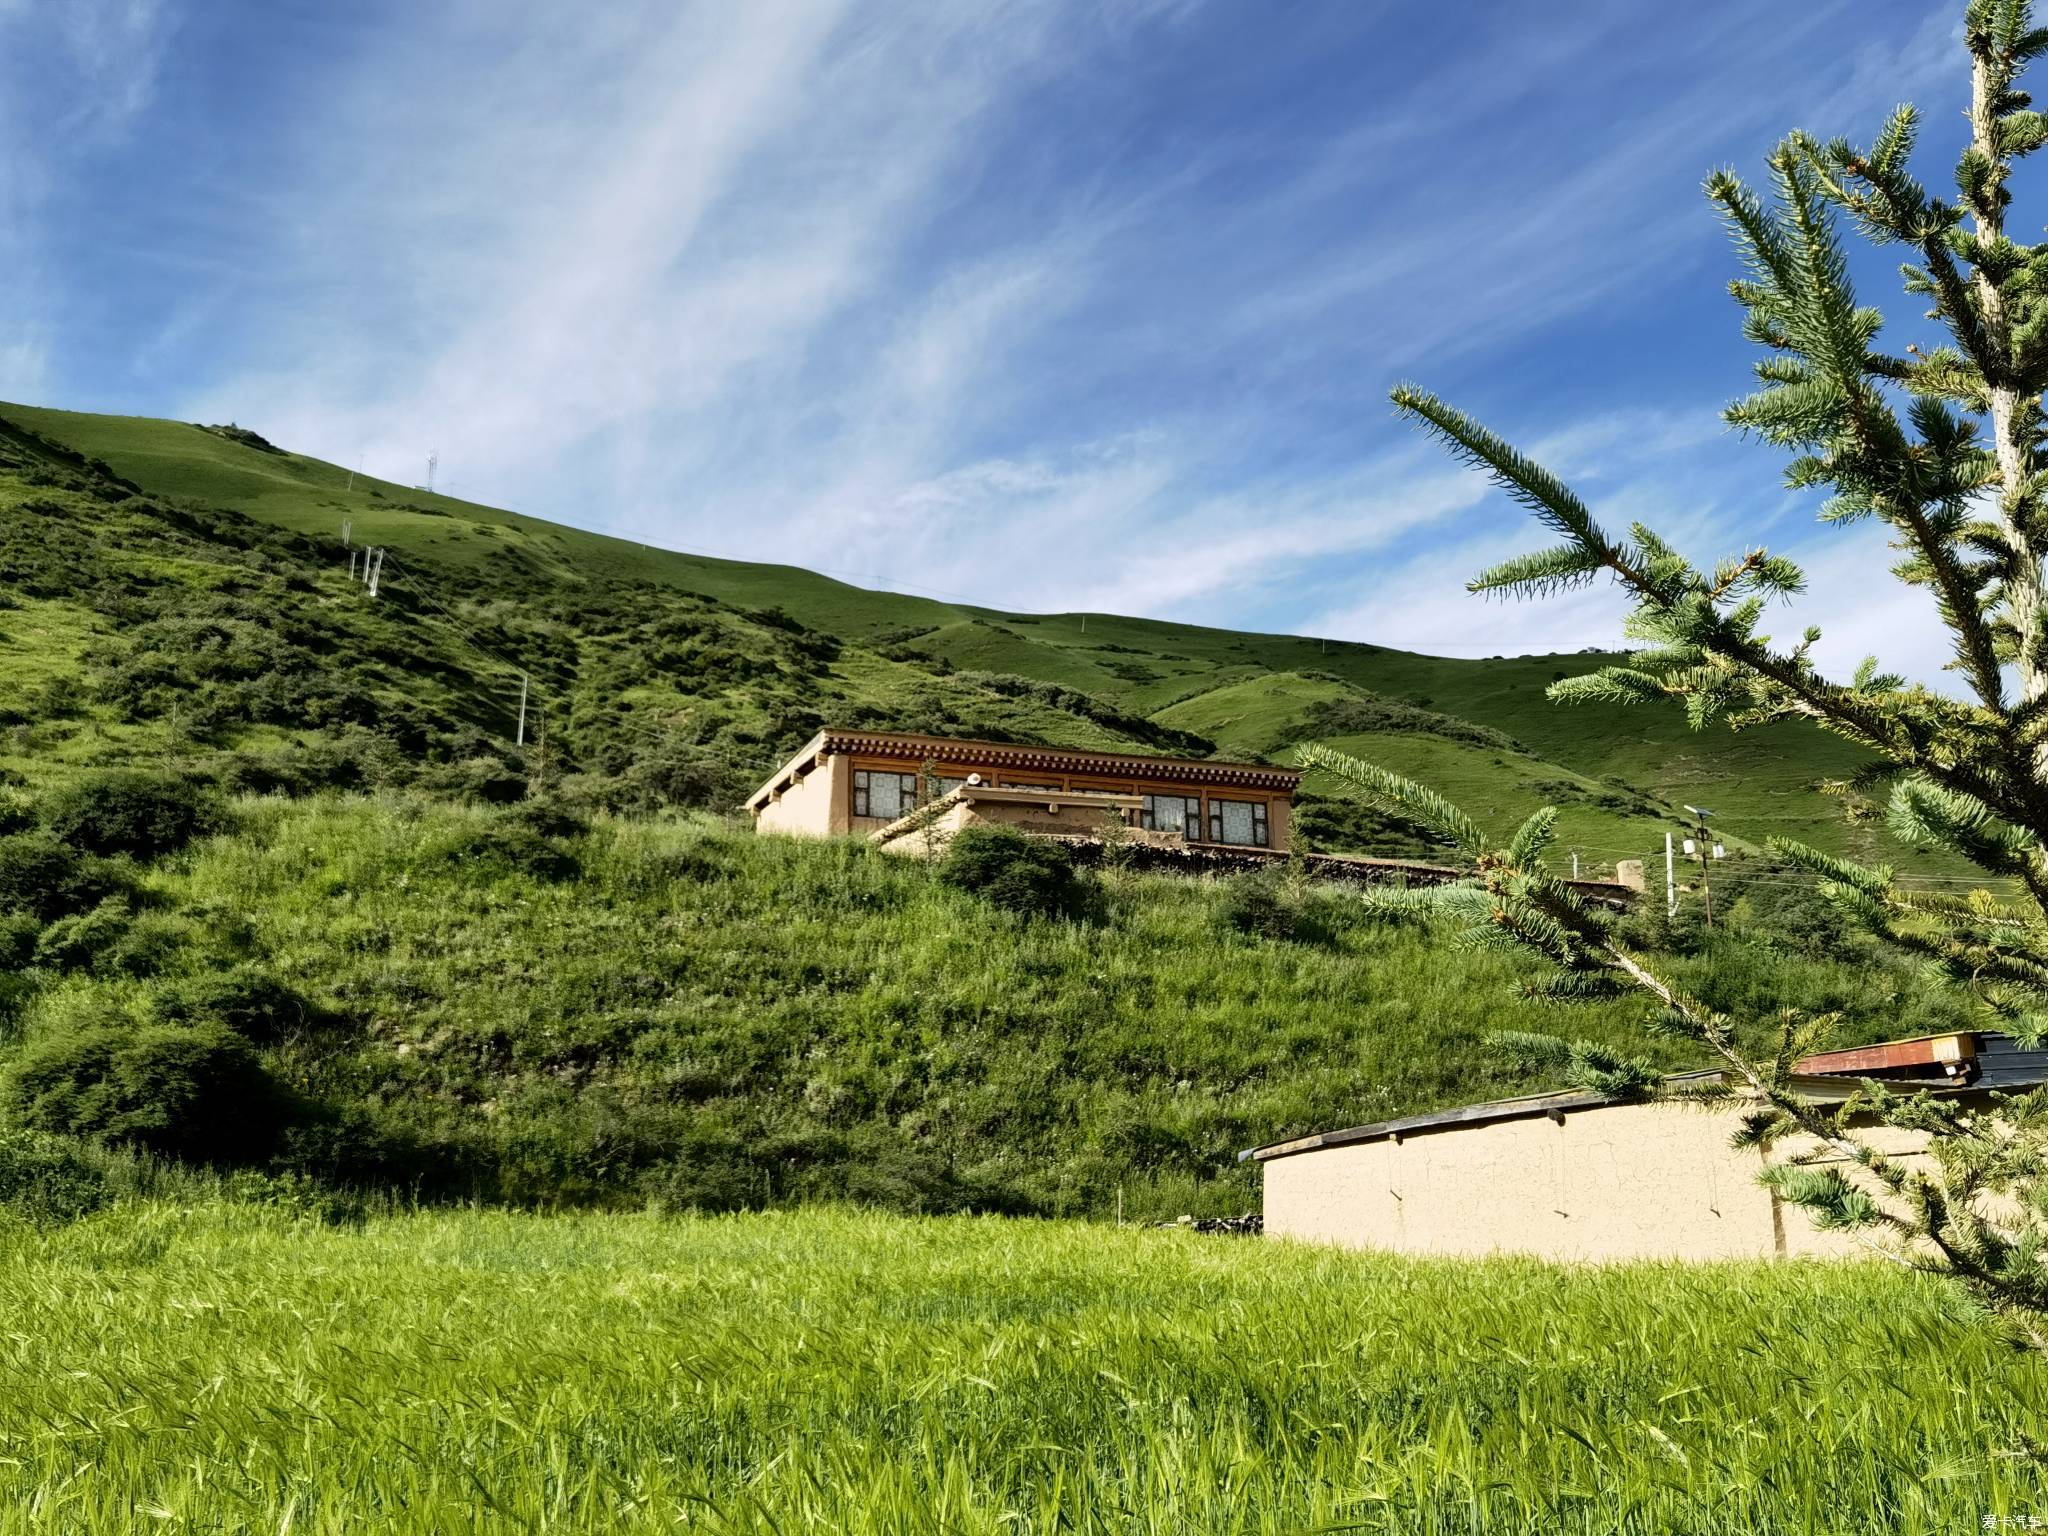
1140,793,1204,836
1207,798,1270,847
852,769,920,820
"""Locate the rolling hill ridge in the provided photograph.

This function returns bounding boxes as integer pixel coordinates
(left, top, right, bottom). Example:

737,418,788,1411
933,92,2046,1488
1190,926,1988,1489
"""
0,400,1902,871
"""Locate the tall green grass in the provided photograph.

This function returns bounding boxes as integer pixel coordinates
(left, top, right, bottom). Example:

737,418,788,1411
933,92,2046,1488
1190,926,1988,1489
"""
0,1203,2034,1533
7,794,1972,1216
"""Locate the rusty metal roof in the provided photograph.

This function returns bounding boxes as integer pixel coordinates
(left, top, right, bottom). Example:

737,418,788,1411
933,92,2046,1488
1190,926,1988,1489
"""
1237,1030,2048,1165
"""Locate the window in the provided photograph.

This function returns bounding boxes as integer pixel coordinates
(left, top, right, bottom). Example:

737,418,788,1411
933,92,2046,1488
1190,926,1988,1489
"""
1140,794,1202,836
853,770,918,820
933,777,969,798
1207,798,1269,847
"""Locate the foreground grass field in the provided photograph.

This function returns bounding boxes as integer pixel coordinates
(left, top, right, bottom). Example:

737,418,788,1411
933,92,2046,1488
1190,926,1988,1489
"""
0,1204,2035,1534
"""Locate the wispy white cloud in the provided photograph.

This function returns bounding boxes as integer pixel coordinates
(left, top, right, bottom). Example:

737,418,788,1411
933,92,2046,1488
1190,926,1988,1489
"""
1307,422,1961,691
0,0,170,409
12,0,1982,681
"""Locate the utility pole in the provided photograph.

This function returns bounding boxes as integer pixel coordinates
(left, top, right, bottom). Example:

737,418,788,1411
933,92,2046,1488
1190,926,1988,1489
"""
1665,832,1677,920
516,672,529,747
1681,804,1723,930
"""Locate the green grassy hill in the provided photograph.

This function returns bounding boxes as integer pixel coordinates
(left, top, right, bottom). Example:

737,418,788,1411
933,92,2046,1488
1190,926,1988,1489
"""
0,402,1977,1217
0,400,1913,873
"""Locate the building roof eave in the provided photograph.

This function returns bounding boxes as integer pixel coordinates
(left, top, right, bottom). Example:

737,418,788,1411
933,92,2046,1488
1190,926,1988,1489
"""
745,726,1300,810
1236,1069,1893,1164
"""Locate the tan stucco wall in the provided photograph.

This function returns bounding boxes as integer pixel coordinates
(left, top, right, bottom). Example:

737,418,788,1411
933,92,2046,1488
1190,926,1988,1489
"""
753,753,850,838
756,747,1291,851
1261,1100,1933,1262
872,794,1138,856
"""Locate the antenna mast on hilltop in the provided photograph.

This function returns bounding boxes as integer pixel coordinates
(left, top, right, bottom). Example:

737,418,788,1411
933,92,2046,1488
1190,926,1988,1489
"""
426,450,438,495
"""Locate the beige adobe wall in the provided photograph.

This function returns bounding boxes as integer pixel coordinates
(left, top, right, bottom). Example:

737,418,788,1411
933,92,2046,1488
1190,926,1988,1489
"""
872,793,1137,856
1268,797,1293,852
753,753,851,838
1261,1100,1936,1263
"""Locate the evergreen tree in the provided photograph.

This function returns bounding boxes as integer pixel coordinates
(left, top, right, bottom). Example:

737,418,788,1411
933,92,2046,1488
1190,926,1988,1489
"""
1306,0,2048,1348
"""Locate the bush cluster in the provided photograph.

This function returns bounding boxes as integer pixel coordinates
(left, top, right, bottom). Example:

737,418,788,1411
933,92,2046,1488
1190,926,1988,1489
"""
0,1128,110,1226
939,826,1093,920
5,1021,289,1164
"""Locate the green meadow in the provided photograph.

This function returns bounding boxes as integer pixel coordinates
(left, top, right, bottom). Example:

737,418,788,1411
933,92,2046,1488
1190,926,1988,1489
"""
0,1203,2032,1535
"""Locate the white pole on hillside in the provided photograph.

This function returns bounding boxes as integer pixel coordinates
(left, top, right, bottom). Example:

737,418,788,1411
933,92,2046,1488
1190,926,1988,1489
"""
368,548,383,598
516,672,529,747
1665,832,1677,919
348,549,359,581
341,517,352,549
1571,851,1580,880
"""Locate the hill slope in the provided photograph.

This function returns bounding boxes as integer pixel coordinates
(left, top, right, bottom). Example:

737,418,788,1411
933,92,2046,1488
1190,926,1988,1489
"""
0,406,1975,1214
1,400,1907,870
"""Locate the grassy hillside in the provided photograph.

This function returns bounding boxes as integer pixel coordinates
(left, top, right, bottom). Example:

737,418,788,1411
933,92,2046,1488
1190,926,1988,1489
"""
0,794,1969,1217
1,400,1922,871
2,1204,2035,1533
0,402,1986,1213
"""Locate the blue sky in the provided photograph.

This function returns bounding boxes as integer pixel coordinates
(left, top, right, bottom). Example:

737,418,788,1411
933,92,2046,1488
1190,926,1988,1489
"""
0,0,1977,676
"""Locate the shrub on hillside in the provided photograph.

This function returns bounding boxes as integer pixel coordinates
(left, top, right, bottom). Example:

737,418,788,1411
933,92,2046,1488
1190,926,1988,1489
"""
436,823,581,883
0,911,38,970
217,732,403,796
641,1125,763,1214
0,1128,110,1227
32,898,134,972
939,826,1092,920
0,787,33,836
509,796,590,841
1216,868,1338,944
40,769,223,858
152,965,315,1044
0,834,123,922
5,1021,288,1164
416,757,528,804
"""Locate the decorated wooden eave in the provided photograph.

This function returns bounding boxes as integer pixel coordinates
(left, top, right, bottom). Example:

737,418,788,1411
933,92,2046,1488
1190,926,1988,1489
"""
746,728,1300,809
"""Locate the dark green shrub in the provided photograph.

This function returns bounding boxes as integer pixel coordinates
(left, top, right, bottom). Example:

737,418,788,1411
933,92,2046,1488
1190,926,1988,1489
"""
0,834,121,921
41,770,223,858
32,898,133,971
1217,868,1338,944
5,1021,288,1164
0,1129,110,1226
0,912,37,969
1219,870,1296,939
99,911,191,978
437,823,581,883
641,1126,763,1214
418,757,528,804
152,965,315,1043
510,797,590,841
0,788,32,836
939,826,1091,920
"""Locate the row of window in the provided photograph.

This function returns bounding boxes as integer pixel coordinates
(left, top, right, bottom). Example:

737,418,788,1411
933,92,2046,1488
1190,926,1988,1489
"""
852,771,1270,846
1139,794,1269,847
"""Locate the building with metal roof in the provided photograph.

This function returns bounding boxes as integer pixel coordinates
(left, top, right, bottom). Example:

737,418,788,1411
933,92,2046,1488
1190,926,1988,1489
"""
1241,1029,2048,1262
